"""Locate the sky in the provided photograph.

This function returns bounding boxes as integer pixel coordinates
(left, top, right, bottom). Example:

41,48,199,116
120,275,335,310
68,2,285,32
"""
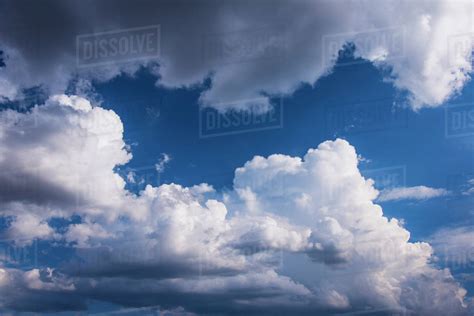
0,0,473,315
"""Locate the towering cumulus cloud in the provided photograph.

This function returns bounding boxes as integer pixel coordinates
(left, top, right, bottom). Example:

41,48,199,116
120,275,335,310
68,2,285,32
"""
0,0,472,110
0,95,472,314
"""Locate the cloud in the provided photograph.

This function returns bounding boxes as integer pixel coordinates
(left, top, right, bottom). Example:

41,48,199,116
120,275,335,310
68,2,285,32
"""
64,220,114,247
377,185,449,202
0,94,136,231
0,96,472,314
430,226,474,270
0,267,86,312
155,153,171,173
3,213,56,246
461,178,474,196
0,0,472,110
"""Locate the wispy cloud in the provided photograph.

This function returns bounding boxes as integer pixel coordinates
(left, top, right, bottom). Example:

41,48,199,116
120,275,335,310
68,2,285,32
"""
155,153,171,173
430,226,474,270
377,186,449,202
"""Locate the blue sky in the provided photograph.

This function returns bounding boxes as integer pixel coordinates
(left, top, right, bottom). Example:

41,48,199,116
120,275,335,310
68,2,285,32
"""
0,1,473,315
95,52,473,238
94,49,474,307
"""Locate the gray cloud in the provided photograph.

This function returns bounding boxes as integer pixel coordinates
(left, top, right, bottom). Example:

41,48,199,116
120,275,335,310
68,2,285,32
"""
0,0,472,110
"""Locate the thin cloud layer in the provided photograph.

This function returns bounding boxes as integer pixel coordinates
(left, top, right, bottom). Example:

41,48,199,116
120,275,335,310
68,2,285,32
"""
0,95,472,314
0,0,472,110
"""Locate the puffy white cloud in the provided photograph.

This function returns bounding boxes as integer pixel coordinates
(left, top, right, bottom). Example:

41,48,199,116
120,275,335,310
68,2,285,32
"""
229,139,470,314
353,0,473,109
22,268,75,291
60,136,474,314
64,221,114,247
4,213,55,245
0,96,471,314
229,215,312,253
0,94,135,237
0,0,472,110
378,185,450,202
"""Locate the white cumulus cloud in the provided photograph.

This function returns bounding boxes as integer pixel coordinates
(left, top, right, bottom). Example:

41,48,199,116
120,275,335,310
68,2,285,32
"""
0,95,471,315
